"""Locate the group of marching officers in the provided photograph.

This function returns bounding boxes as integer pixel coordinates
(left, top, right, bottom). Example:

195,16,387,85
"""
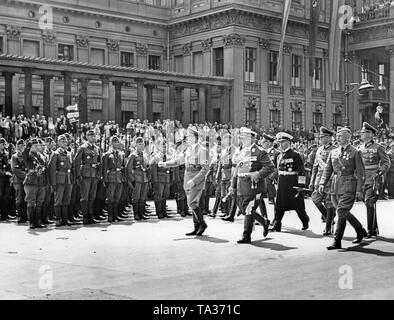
0,121,392,250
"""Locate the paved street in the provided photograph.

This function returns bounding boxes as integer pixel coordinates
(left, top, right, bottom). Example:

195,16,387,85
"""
0,198,394,300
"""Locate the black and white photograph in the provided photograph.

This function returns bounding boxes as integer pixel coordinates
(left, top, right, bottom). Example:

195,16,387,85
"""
0,0,394,308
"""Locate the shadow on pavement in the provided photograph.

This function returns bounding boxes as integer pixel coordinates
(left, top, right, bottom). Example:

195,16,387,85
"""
282,228,324,239
173,236,229,244
343,243,394,256
251,239,298,251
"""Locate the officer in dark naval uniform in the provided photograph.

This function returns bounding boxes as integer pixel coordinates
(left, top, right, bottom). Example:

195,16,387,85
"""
0,138,13,221
270,132,310,232
74,130,102,225
358,122,390,238
231,127,275,243
126,136,149,221
48,134,76,226
11,139,28,223
309,126,336,235
262,133,280,205
102,135,125,223
319,127,368,250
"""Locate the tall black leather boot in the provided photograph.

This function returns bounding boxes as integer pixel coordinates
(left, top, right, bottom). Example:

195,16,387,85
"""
35,205,46,228
186,214,200,236
68,205,81,223
316,204,327,222
88,201,99,224
139,200,148,220
209,197,220,218
113,203,124,222
81,201,89,224
238,214,254,244
62,206,72,226
323,207,336,236
162,200,171,218
222,196,236,222
54,206,63,226
155,201,164,219
195,207,207,236
133,201,141,221
27,205,36,229
177,199,186,217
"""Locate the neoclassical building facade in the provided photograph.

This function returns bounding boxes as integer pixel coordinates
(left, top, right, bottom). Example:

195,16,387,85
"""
3,0,387,129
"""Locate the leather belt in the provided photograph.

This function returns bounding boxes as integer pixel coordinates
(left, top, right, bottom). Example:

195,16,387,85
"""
334,172,354,177
278,171,297,176
365,165,379,170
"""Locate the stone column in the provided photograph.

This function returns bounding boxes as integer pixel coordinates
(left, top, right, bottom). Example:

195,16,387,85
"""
4,72,14,117
259,39,270,129
63,72,72,113
175,87,183,121
388,47,394,127
136,79,145,121
168,83,176,120
114,81,122,125
202,38,213,76
42,75,53,118
183,43,192,124
23,68,33,118
223,33,245,126
146,84,154,122
198,87,206,123
221,86,231,123
205,86,213,123
101,76,110,122
323,49,332,127
282,44,292,130
79,78,89,123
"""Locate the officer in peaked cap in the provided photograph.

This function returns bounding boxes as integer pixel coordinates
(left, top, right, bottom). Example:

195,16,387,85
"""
11,139,27,223
74,127,101,224
262,133,280,205
358,121,390,238
310,126,336,235
102,135,125,223
0,138,13,221
270,131,310,232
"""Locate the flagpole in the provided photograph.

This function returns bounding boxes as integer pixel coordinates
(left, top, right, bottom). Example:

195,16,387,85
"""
344,27,351,128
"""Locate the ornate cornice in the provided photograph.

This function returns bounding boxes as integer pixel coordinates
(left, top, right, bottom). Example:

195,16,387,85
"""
136,43,148,55
6,25,21,41
182,42,192,56
106,39,120,52
259,38,271,50
223,33,245,47
42,30,56,44
76,35,89,48
201,38,212,51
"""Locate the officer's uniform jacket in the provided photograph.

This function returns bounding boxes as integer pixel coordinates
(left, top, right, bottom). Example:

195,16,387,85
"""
388,150,394,172
358,140,390,185
150,149,171,184
320,144,365,195
172,148,186,184
216,145,236,182
126,150,149,183
310,143,336,188
231,143,274,196
74,142,101,179
0,150,11,181
48,147,73,185
102,149,125,184
11,152,27,184
22,148,47,186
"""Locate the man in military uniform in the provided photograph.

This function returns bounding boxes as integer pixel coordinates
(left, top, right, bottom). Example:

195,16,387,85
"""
208,140,223,218
262,133,280,205
126,136,149,221
230,128,275,243
22,139,47,229
172,137,189,217
387,142,394,199
48,135,77,226
159,127,210,236
309,127,337,235
319,127,368,250
11,139,28,223
74,130,101,225
150,138,171,219
42,137,55,224
270,133,310,232
102,136,125,223
358,122,391,238
0,138,13,221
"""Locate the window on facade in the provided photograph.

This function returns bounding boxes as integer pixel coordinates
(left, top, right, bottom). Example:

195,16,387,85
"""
378,63,387,90
291,54,302,87
174,55,183,72
269,51,279,85
313,112,323,130
269,109,280,129
121,52,134,67
313,58,323,89
213,108,221,123
23,40,40,57
214,47,224,76
333,113,343,129
174,0,184,5
58,44,74,61
245,47,256,82
361,59,371,82
0,37,3,54
292,110,302,131
91,48,105,65
246,108,257,127
193,51,203,75
192,110,199,123
148,55,161,70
